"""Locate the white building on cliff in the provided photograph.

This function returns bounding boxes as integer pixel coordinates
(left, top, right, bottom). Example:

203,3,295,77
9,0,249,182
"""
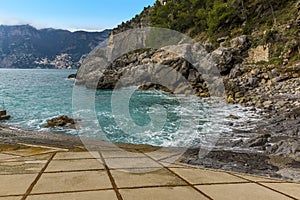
158,0,168,5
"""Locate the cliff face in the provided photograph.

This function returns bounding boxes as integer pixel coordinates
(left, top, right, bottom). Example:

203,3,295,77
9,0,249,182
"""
112,6,152,35
0,25,111,68
79,0,300,115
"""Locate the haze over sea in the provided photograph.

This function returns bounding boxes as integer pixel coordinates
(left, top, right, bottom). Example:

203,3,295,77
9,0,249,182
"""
0,69,259,147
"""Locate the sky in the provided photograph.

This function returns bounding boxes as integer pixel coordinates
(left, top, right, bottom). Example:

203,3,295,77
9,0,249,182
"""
0,0,156,31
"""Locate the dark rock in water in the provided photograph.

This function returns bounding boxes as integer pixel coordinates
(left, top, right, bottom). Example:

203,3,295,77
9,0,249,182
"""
228,122,234,126
67,74,77,79
45,115,77,129
0,110,10,121
138,84,173,93
228,114,240,120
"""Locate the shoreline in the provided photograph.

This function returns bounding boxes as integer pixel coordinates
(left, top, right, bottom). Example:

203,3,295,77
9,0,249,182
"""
1,123,299,182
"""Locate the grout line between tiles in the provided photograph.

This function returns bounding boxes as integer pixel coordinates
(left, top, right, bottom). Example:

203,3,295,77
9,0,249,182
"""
139,150,214,200
98,151,124,200
228,172,298,200
28,188,114,196
44,168,106,173
22,152,56,200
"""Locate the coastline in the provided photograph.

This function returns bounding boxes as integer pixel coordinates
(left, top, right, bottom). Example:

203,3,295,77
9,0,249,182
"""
1,123,299,182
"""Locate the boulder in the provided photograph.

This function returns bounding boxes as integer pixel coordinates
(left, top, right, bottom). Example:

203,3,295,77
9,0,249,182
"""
0,110,10,121
45,115,77,129
67,74,77,79
228,114,240,119
210,47,233,75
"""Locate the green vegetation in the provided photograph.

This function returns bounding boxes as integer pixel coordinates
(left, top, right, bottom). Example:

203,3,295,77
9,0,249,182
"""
150,0,298,39
115,0,299,66
148,0,299,65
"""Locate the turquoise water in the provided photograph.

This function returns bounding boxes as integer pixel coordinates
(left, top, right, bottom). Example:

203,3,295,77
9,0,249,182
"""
0,69,258,147
0,69,76,131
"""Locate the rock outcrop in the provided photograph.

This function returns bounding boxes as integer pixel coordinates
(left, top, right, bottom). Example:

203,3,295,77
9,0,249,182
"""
0,110,10,121
75,0,300,160
45,115,77,129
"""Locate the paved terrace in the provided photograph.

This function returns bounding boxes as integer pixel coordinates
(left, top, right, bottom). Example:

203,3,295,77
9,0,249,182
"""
0,143,299,200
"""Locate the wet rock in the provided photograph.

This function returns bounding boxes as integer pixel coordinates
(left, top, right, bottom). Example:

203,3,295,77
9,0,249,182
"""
67,74,77,79
138,84,172,93
45,115,77,129
228,114,240,120
267,139,300,156
0,110,11,121
228,122,234,126
246,134,271,147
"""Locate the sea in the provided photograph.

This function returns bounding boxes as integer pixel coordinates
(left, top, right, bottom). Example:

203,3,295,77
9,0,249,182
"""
0,69,260,148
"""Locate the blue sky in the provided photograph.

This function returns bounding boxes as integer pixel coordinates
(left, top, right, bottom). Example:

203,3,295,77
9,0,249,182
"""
0,0,156,31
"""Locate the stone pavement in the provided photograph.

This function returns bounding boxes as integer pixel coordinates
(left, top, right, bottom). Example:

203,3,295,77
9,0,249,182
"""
0,143,299,200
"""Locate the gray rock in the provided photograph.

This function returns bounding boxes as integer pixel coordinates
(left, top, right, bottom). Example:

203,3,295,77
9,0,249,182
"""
263,100,273,108
230,35,248,50
210,47,233,75
246,134,271,147
270,139,300,156
45,115,77,129
229,65,242,79
217,36,229,43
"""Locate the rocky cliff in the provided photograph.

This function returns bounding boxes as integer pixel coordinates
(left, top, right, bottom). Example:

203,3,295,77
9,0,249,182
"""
0,25,111,68
77,0,300,159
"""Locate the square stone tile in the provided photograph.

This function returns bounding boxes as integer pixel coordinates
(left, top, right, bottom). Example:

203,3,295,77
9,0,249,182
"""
53,152,100,160
170,168,247,184
196,183,292,200
120,186,209,200
31,171,112,194
45,159,105,172
145,148,185,161
27,190,117,200
105,157,161,169
0,160,47,175
4,154,52,162
0,197,22,200
2,148,56,157
159,162,187,168
101,150,146,158
0,174,38,196
262,183,300,199
0,154,20,161
110,168,187,188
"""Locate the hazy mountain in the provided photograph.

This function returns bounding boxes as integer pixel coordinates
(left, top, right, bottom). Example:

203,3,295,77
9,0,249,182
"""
0,25,111,68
